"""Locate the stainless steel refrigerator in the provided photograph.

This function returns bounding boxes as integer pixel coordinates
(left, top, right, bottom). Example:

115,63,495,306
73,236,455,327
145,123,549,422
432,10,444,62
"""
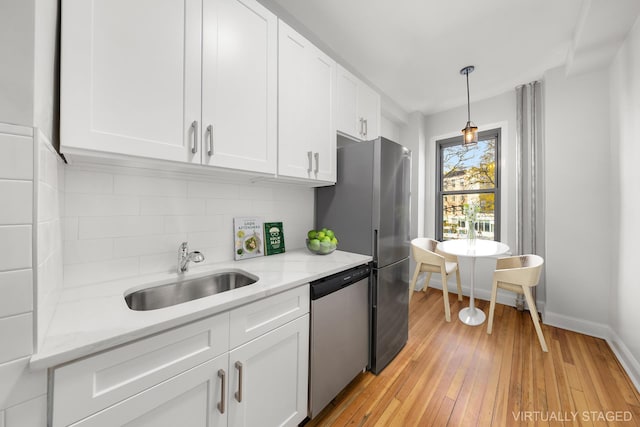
315,136,411,374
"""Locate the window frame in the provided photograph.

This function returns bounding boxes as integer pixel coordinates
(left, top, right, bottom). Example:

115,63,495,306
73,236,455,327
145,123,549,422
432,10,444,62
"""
435,128,501,241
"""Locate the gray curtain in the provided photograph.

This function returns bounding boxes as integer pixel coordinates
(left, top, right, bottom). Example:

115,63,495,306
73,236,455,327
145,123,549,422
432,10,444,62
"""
515,82,545,309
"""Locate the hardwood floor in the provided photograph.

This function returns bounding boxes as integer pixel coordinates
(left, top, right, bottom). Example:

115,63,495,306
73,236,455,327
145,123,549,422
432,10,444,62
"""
306,288,640,426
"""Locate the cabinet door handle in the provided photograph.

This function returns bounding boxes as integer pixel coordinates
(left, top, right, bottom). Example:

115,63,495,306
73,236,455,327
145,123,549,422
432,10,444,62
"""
191,120,198,154
314,152,319,174
234,361,243,402
217,369,226,414
207,124,214,156
364,119,368,138
307,151,313,173
359,117,364,137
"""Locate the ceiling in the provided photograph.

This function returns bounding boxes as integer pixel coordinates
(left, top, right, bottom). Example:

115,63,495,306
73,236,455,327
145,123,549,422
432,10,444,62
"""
269,0,640,120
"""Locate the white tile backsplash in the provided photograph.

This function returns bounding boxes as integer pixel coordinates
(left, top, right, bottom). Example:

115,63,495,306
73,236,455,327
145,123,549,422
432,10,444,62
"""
163,214,224,234
65,193,140,216
113,234,187,258
0,357,47,411
63,239,114,265
0,226,32,271
0,314,32,364
78,215,164,239
139,196,206,216
63,165,315,287
65,169,113,194
0,270,32,317
5,395,46,427
114,174,188,196
0,181,32,225
0,134,33,180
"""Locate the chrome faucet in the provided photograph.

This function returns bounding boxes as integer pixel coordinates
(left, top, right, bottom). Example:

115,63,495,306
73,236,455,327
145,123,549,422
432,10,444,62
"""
178,242,205,273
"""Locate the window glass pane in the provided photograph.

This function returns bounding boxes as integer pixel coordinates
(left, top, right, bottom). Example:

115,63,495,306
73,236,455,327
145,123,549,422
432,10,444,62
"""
442,193,495,241
442,138,496,191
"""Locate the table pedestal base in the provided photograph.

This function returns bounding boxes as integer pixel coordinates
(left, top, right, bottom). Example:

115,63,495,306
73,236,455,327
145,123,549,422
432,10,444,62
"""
458,307,486,326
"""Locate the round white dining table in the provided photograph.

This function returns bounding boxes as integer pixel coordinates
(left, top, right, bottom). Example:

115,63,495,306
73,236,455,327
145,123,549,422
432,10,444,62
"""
437,239,510,326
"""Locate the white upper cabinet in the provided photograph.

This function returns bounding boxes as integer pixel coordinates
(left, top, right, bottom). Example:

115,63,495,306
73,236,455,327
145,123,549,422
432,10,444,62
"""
61,0,277,174
61,0,202,164
278,20,336,184
335,64,381,141
201,0,277,174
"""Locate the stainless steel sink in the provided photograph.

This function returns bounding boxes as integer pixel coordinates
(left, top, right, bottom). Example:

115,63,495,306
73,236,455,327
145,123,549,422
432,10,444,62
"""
125,270,259,311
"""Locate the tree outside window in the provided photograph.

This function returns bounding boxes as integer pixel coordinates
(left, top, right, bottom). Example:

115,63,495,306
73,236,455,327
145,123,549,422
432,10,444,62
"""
436,129,500,241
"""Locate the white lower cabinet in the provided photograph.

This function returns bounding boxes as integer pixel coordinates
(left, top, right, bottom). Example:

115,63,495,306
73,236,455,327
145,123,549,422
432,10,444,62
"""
227,315,309,427
69,354,228,427
52,285,310,427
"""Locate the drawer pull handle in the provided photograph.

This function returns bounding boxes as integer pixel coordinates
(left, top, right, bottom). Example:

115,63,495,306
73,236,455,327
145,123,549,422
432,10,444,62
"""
217,369,226,414
314,152,319,174
235,361,243,402
307,151,313,173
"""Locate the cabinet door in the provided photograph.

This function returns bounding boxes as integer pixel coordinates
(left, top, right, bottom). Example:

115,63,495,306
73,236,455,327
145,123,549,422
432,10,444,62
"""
227,315,309,427
61,0,201,163
336,65,361,139
278,20,336,182
358,83,381,140
70,355,228,427
202,0,277,174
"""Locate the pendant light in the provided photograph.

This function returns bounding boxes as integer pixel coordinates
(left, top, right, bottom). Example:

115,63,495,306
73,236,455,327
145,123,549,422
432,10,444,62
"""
460,65,478,146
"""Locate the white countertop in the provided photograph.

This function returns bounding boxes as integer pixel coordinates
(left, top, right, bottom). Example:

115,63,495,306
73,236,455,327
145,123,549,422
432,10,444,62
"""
30,249,372,370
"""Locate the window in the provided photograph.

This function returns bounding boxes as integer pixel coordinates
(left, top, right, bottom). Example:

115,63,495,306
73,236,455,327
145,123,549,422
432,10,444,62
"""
436,129,500,241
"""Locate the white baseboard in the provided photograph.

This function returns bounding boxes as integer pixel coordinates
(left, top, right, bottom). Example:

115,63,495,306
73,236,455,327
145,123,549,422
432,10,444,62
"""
543,310,610,339
606,328,640,392
544,311,640,392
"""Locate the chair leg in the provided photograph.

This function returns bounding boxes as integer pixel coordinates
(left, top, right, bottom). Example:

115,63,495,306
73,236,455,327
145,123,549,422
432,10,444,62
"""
441,267,451,322
522,286,548,352
487,279,499,335
409,263,421,304
422,272,432,293
455,268,463,301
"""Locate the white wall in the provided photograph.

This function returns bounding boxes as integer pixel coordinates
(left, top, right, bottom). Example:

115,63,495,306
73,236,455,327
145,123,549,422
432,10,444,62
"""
420,92,518,306
61,167,314,287
380,115,401,142
543,66,611,336
0,0,34,127
609,15,640,387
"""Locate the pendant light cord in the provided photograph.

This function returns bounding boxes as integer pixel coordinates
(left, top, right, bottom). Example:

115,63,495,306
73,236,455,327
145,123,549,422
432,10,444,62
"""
466,71,471,123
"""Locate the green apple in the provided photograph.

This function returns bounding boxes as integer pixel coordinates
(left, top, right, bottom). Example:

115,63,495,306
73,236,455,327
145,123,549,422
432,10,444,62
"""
309,238,321,251
326,229,335,239
319,241,332,254
321,236,331,243
331,237,338,245
307,229,317,239
317,231,326,240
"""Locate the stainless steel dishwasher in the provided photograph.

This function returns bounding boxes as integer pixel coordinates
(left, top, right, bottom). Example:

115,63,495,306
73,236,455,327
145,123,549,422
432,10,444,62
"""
308,263,370,419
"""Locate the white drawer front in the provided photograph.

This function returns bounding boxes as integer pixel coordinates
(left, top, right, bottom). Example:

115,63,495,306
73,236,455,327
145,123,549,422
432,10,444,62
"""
229,285,309,349
53,312,229,427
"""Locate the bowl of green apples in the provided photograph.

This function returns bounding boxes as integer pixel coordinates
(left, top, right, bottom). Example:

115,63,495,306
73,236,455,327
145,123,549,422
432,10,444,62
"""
306,228,338,255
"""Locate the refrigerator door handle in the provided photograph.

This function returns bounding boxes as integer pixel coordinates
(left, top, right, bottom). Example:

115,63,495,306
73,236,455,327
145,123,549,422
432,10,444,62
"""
373,229,379,265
